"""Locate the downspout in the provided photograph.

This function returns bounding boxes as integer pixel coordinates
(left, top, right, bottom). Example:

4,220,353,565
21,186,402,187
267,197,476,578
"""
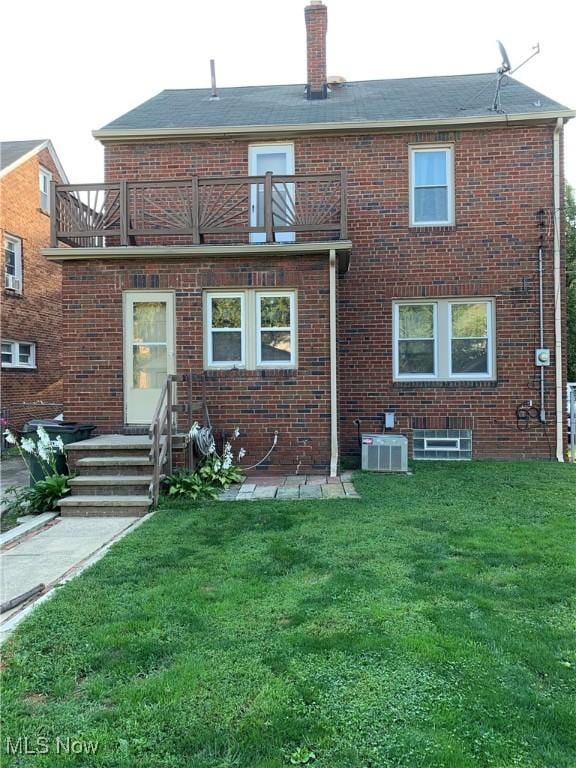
329,249,338,476
553,117,564,462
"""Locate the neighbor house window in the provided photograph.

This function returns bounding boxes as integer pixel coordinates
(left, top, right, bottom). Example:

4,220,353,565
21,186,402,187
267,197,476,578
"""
205,290,297,370
1,340,36,368
4,235,22,293
410,146,453,226
393,299,494,380
39,167,52,212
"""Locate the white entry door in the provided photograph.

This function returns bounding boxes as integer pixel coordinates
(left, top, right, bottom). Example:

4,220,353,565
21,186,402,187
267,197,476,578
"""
249,144,295,243
124,292,175,424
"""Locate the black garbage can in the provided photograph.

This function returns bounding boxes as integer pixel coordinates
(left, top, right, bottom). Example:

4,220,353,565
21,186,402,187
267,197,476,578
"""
22,420,95,485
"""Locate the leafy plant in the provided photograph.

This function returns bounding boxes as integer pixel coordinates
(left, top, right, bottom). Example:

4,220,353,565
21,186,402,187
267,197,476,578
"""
3,474,71,516
289,747,316,765
2,425,71,515
164,470,219,501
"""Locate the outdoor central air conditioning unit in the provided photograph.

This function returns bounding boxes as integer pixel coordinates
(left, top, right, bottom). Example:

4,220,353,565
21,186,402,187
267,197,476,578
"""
361,433,408,473
5,274,20,291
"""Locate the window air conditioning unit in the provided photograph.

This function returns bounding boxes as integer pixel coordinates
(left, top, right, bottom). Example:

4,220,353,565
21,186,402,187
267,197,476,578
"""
5,274,20,291
361,433,408,473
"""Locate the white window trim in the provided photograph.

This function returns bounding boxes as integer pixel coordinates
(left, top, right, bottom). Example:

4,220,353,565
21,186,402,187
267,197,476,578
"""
393,299,496,382
204,289,297,370
1,340,36,369
4,235,22,293
256,291,297,368
409,145,454,227
206,292,246,368
39,166,52,212
394,302,438,380
448,300,493,379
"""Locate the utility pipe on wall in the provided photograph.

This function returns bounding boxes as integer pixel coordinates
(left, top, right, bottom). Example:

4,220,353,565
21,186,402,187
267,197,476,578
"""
553,118,564,462
329,249,338,477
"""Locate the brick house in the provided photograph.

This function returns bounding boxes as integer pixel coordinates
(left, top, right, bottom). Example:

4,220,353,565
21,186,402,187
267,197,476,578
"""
1,140,67,431
44,1,573,473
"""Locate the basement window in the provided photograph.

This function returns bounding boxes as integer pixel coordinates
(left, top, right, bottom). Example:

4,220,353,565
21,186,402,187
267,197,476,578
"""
414,429,472,460
205,290,297,370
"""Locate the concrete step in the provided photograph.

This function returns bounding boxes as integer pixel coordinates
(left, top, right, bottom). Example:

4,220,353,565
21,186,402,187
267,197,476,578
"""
68,475,153,496
74,456,155,475
58,495,151,518
66,435,154,466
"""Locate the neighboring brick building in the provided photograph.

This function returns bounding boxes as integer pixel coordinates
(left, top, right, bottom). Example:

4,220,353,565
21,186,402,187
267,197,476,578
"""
44,2,574,469
1,140,67,430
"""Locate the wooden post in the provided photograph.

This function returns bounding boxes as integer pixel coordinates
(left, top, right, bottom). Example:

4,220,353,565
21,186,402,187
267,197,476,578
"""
340,169,348,240
50,182,57,247
191,176,200,244
166,378,173,477
120,181,128,245
264,172,273,243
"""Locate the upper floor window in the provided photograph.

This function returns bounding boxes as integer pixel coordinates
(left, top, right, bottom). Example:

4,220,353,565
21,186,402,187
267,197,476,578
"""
393,299,494,381
205,290,297,369
4,235,22,293
1,340,36,369
410,146,454,226
39,167,52,212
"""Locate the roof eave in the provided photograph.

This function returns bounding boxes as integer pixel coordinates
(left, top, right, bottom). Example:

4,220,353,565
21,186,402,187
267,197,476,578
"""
92,110,576,143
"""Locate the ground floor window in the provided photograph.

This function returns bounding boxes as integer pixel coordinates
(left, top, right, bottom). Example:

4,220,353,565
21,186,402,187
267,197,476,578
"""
393,299,495,381
205,290,297,370
1,340,36,368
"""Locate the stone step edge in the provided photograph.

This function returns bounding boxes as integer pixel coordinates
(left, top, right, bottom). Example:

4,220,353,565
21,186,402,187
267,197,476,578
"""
58,495,152,507
69,475,153,485
75,456,154,466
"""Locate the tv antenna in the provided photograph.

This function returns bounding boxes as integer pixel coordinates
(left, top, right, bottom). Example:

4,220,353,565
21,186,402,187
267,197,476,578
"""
491,40,540,112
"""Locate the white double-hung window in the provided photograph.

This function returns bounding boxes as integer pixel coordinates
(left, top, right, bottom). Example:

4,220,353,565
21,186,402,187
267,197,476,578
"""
410,146,454,226
394,299,494,381
206,290,296,369
4,235,22,292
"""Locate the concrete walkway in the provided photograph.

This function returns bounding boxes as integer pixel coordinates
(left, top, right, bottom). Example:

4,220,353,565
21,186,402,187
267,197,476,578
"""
1,515,144,638
219,471,359,501
1,456,29,497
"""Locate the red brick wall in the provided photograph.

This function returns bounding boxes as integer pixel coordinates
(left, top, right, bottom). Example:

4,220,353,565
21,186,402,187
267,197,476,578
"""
63,123,566,463
62,256,332,471
1,148,63,430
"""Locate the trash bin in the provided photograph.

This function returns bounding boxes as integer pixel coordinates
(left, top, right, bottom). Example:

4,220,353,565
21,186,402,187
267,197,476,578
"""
22,420,95,485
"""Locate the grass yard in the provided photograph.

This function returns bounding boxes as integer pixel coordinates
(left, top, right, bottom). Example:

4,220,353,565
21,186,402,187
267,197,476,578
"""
1,461,575,767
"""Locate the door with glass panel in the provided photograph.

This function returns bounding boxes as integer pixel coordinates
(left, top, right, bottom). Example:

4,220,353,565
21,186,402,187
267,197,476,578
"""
249,144,295,243
124,292,175,424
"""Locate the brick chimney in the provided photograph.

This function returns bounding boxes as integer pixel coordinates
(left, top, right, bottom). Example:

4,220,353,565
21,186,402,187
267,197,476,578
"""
304,1,328,100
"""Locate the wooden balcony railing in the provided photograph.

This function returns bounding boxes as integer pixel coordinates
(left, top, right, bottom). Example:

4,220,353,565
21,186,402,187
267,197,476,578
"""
50,171,348,248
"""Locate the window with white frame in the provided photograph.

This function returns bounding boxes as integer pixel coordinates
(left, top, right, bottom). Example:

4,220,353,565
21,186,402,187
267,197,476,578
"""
4,235,22,292
410,146,453,226
39,167,52,212
1,340,36,368
205,290,296,369
393,299,494,381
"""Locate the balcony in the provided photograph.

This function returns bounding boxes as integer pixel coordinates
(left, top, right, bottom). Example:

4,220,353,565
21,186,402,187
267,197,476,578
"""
49,172,348,249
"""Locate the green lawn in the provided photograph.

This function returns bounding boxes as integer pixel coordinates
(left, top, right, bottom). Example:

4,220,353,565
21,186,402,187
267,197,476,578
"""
2,461,575,767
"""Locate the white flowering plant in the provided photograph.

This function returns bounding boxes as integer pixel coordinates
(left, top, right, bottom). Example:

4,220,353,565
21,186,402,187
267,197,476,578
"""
2,426,71,515
165,427,245,500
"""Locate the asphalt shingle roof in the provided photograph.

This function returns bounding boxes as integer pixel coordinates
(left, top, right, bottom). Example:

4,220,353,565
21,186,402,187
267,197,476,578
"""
100,74,570,132
0,140,46,171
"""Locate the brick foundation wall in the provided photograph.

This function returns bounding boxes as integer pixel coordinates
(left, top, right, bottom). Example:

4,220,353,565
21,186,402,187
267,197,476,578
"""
65,123,567,463
1,148,63,431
